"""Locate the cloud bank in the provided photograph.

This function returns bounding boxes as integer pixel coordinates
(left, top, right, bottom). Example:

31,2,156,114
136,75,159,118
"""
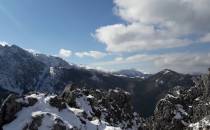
75,51,107,59
91,53,210,73
94,0,210,52
92,0,210,73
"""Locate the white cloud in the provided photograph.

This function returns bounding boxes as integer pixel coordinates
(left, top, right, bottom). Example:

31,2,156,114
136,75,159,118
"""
58,49,72,58
94,0,210,52
114,0,210,33
115,57,124,61
75,51,107,59
200,33,210,43
95,23,191,52
91,52,210,73
0,41,10,46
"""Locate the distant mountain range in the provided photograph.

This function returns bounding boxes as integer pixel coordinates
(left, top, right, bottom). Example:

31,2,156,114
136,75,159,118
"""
0,44,195,117
112,69,150,79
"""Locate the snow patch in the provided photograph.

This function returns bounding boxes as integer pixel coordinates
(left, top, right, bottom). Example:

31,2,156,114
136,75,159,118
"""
174,112,182,120
87,95,94,99
76,95,93,117
163,70,170,75
49,67,56,76
189,116,210,130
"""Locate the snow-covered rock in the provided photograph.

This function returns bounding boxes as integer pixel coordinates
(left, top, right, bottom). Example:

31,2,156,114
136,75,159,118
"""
0,86,143,130
1,93,121,130
141,73,210,130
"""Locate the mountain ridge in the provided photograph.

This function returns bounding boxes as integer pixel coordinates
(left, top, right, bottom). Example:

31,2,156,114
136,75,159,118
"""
0,44,194,117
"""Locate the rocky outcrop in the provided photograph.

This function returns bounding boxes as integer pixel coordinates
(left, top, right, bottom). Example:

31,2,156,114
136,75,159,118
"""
49,96,66,111
1,85,143,130
0,93,40,130
52,118,70,130
60,84,142,129
23,114,44,130
0,94,22,127
141,74,210,130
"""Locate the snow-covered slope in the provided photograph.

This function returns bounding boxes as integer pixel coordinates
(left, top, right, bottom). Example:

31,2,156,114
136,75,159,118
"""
0,45,44,93
0,44,74,94
1,86,142,130
3,93,121,130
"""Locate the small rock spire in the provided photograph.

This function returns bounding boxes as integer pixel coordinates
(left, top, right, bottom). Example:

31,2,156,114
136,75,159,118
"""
208,68,210,75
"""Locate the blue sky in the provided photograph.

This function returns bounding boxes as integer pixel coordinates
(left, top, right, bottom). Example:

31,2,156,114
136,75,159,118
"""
0,0,210,73
0,0,118,54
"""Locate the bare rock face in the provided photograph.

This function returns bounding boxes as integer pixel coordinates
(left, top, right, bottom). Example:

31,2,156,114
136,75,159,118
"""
0,94,22,127
61,84,78,108
52,118,69,130
49,96,66,111
27,97,38,106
